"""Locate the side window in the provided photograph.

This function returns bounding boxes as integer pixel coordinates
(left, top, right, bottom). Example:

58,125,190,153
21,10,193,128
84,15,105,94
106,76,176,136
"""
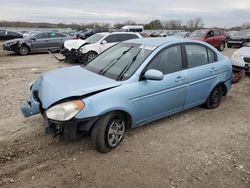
104,35,119,43
50,32,65,38
207,48,216,63
185,45,209,68
213,30,220,36
118,34,138,42
147,45,182,75
207,30,214,37
35,33,49,39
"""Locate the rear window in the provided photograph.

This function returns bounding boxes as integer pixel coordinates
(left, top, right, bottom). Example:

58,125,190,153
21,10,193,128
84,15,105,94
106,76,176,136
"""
185,44,216,68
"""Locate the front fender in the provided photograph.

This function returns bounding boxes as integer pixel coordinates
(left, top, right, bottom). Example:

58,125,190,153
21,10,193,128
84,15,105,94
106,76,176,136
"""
74,82,140,126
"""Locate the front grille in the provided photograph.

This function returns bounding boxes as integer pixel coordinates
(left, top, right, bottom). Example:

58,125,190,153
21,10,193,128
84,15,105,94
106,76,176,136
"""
243,57,250,63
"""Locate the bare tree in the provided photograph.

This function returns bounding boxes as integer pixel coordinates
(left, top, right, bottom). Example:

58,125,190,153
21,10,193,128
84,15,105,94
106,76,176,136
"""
162,20,183,30
187,17,204,31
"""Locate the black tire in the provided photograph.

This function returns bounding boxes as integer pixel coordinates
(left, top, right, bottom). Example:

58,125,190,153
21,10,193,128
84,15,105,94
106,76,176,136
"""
19,45,30,55
218,42,225,51
204,85,223,109
227,44,232,48
91,112,126,153
86,51,97,62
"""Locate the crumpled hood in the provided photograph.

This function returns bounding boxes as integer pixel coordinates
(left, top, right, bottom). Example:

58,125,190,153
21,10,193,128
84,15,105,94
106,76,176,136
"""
237,46,250,57
4,38,24,44
33,66,121,109
64,39,89,50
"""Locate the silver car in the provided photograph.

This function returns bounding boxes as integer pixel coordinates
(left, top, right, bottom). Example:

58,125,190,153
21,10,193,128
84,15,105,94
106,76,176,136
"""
3,31,70,55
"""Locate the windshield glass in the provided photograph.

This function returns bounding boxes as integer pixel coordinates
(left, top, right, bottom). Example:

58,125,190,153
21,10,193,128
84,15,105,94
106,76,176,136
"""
190,30,206,37
86,33,106,44
245,43,250,47
25,32,39,39
83,43,155,80
234,30,250,37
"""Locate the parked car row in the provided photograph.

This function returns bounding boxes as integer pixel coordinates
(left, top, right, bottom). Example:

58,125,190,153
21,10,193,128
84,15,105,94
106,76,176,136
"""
0,30,23,40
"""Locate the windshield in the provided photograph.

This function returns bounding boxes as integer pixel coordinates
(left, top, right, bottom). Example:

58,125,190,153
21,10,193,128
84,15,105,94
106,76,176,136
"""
25,32,39,39
83,43,155,80
234,30,250,37
86,33,106,44
245,43,250,47
190,30,206,37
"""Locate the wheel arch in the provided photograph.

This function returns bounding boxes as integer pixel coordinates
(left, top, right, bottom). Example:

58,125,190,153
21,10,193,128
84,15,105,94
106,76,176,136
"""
212,82,228,96
87,50,98,55
101,109,133,130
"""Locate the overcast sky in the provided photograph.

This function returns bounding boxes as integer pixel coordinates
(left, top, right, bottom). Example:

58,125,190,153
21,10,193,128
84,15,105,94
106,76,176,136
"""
1,0,250,27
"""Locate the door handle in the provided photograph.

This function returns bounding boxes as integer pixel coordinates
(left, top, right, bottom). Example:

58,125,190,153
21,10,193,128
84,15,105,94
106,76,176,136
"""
175,76,185,82
210,67,217,73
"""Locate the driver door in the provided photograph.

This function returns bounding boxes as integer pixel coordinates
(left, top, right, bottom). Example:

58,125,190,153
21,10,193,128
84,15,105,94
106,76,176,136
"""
31,32,50,51
137,45,187,124
100,34,119,52
204,30,216,47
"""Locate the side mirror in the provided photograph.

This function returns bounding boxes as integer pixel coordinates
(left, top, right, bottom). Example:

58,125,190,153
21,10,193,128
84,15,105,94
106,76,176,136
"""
144,69,164,81
31,37,36,41
101,40,107,44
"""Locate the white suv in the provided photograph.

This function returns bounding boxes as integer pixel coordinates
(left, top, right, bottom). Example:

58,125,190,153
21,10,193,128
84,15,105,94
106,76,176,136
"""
61,32,142,63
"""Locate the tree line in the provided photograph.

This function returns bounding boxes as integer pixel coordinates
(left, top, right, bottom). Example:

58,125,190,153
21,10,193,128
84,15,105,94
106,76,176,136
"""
0,18,249,31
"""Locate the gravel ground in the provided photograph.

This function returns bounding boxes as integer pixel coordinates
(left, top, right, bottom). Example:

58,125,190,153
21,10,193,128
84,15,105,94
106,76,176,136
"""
0,42,249,188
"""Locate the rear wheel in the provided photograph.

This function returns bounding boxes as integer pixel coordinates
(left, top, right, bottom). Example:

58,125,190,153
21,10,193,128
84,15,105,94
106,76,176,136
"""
204,85,223,109
227,43,232,48
218,42,225,51
19,45,29,55
91,112,126,153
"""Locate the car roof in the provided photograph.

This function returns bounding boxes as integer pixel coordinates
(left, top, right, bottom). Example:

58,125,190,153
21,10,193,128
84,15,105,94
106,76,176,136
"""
125,37,191,47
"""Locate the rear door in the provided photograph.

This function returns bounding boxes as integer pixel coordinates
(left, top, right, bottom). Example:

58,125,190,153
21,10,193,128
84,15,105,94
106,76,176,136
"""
213,30,223,47
118,34,139,42
184,44,218,108
48,32,66,50
138,45,187,124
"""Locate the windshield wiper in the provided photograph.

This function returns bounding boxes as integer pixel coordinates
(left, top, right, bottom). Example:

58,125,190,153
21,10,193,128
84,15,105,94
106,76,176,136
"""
98,46,134,75
116,49,142,81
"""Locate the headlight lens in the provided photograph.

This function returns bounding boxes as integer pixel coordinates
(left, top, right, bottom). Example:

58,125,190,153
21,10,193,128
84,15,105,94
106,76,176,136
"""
232,52,242,61
80,46,86,53
46,100,85,121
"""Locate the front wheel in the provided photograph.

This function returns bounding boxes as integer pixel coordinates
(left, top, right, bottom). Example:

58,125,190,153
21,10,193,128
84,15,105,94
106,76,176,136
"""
204,85,223,109
91,112,126,153
86,51,97,62
19,45,29,55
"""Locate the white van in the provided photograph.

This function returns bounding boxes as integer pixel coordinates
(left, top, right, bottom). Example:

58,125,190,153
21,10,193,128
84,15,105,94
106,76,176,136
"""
121,25,144,32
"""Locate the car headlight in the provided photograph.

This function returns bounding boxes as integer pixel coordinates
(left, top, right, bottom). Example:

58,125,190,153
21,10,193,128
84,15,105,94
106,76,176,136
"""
46,100,85,121
232,52,242,61
79,46,86,53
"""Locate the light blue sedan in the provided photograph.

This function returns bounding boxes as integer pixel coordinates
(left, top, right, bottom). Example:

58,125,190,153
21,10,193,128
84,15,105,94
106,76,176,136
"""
21,37,233,153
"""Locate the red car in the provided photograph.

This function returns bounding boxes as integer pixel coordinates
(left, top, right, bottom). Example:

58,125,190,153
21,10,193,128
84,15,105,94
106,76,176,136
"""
189,29,227,51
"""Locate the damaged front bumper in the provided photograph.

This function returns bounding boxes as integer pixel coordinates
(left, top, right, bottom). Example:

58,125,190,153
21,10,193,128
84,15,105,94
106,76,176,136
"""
3,43,19,52
60,48,87,63
45,116,99,140
20,95,41,117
